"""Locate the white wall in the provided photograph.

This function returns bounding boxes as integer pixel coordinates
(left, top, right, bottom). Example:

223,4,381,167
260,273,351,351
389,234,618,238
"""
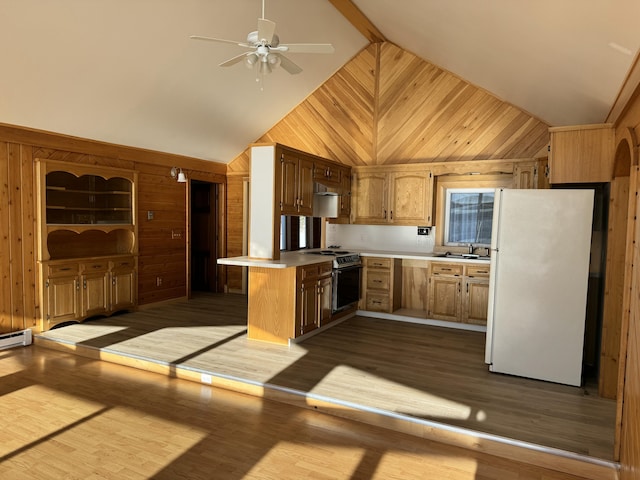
326,223,436,253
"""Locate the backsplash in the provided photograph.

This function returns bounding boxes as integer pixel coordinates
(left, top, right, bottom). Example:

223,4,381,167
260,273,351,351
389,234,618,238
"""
326,224,436,253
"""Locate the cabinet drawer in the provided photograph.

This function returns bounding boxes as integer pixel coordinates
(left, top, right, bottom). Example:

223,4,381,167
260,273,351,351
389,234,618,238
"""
366,293,390,312
466,265,490,278
111,258,135,270
364,257,391,269
367,271,390,290
47,263,79,277
318,262,333,277
83,261,109,273
431,263,463,276
299,265,319,281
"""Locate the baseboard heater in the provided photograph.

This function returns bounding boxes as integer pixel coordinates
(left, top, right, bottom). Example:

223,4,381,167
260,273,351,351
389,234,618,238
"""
0,329,33,350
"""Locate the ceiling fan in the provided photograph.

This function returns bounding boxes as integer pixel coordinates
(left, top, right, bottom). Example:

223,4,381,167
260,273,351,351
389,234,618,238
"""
190,0,334,84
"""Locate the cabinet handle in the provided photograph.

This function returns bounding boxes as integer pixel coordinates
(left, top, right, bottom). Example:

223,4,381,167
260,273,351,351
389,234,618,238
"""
373,279,382,283
76,281,80,291
59,267,71,271
467,284,469,293
441,268,452,271
93,265,103,269
83,279,87,289
384,209,387,219
390,210,393,220
112,278,116,286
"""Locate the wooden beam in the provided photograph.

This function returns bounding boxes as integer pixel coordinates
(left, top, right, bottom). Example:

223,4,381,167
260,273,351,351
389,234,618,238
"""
328,0,386,43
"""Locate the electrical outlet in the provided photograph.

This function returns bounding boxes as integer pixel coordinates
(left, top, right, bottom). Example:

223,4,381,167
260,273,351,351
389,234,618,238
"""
156,277,162,287
417,226,431,236
171,230,183,239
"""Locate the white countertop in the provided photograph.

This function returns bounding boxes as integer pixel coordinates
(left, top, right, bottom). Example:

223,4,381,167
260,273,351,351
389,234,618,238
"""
217,249,490,269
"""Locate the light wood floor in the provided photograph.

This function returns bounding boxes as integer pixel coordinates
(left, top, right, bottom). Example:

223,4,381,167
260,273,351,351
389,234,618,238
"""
1,345,602,480
34,293,617,477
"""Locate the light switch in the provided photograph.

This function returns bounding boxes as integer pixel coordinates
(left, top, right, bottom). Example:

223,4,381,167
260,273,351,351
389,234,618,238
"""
147,210,154,220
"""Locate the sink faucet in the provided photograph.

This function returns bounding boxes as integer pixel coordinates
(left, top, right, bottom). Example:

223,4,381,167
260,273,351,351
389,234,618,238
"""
468,243,474,254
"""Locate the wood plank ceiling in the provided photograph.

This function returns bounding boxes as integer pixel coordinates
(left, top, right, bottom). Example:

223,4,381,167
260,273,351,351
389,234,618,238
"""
228,42,549,173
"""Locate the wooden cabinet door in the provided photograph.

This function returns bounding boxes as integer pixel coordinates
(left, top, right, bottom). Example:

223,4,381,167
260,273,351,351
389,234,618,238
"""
297,156,315,216
428,275,461,322
352,172,388,224
299,278,319,335
112,268,136,311
46,275,80,326
318,276,333,326
82,271,110,318
280,151,299,215
463,278,489,325
389,171,433,225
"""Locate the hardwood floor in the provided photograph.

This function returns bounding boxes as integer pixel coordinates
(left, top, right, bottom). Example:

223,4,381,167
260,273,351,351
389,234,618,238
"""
33,293,618,479
1,345,602,480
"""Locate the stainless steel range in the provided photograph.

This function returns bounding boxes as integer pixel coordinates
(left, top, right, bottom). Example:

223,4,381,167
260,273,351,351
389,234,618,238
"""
305,249,362,313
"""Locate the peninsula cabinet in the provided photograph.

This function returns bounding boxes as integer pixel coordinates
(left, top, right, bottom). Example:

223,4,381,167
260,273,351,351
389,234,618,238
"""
351,165,434,226
36,159,138,330
247,261,337,344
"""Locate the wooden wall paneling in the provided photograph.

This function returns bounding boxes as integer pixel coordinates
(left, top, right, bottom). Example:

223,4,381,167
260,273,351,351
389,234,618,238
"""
600,175,630,399
19,144,38,330
0,142,12,333
226,174,247,293
376,43,549,165
137,170,188,304
619,166,640,478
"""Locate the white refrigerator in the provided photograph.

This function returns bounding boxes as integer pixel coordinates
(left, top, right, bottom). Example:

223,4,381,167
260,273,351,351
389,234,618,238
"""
484,188,594,386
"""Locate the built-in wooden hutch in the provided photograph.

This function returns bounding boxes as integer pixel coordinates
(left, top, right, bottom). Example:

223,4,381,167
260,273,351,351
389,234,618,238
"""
36,160,138,331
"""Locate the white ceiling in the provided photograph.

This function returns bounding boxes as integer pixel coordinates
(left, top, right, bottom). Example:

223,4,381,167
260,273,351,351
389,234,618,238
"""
1,1,639,164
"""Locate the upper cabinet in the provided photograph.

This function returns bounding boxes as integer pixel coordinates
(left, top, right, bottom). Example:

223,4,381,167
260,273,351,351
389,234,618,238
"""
280,150,315,216
36,160,138,261
249,143,351,260
352,165,434,226
548,124,614,184
513,159,549,189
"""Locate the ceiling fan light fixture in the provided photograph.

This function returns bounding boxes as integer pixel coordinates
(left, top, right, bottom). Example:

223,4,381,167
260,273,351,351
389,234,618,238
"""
245,53,259,69
259,60,272,75
268,54,281,67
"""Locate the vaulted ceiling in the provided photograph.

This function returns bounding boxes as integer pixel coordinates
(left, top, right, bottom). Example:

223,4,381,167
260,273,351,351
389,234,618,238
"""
1,1,639,164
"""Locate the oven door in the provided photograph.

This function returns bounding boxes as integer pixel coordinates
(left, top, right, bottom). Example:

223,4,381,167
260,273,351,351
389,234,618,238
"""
332,264,362,313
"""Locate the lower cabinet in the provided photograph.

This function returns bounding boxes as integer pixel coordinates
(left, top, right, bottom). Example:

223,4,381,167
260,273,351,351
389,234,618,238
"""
462,265,490,325
428,263,463,322
428,262,490,326
42,256,137,330
361,256,401,313
297,263,333,336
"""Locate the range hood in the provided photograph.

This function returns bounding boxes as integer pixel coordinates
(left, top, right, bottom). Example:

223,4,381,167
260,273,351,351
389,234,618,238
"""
313,192,340,218
313,183,340,218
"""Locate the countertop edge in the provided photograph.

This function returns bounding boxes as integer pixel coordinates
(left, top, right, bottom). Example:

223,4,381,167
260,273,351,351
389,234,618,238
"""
218,250,490,268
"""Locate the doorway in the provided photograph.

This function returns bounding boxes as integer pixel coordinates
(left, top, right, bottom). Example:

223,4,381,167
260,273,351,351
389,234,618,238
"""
191,180,219,292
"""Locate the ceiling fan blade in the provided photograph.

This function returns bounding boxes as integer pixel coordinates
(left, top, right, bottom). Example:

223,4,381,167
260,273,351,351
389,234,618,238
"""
190,35,252,48
279,43,335,54
278,54,303,75
219,52,249,67
257,18,276,44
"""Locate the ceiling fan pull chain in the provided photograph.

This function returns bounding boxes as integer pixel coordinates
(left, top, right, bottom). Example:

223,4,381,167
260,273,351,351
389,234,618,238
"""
261,0,265,20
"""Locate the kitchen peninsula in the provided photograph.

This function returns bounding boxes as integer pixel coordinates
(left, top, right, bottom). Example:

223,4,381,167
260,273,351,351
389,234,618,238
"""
218,250,490,345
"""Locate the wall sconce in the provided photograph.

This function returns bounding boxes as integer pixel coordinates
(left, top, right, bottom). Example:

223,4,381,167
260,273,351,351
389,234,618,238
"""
170,167,187,183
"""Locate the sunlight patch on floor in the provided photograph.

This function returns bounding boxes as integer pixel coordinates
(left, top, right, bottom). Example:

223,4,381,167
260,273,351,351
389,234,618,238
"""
309,365,474,421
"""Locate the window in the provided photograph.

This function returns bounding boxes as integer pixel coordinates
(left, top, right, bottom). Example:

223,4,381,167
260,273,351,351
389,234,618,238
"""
444,188,495,246
280,216,321,251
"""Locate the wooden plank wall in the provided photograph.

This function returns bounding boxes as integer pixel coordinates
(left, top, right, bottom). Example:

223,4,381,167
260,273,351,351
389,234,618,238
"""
0,124,226,333
614,89,640,479
0,142,38,332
